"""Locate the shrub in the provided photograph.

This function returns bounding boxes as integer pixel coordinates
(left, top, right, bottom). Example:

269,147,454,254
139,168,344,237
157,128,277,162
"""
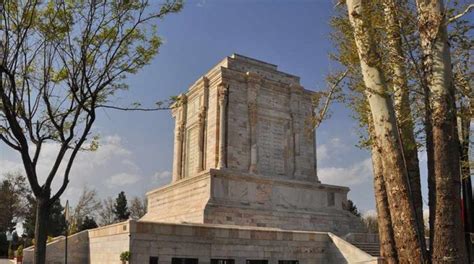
16,245,23,257
8,245,14,259
120,251,130,261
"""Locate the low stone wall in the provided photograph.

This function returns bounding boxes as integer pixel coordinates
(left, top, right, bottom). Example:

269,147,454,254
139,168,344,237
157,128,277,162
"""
23,230,89,264
21,221,380,264
88,221,130,263
130,220,333,264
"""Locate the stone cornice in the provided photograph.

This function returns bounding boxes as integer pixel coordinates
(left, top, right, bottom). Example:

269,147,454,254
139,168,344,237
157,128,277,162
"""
145,170,211,196
209,168,349,193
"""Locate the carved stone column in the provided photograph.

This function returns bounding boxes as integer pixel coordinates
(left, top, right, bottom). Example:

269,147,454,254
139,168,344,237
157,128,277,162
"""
289,84,302,178
197,105,207,172
171,94,187,182
196,77,209,173
217,84,228,169
312,127,319,182
246,72,261,174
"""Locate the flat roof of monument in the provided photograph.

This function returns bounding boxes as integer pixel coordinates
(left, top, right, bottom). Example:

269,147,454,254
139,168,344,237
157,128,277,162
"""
184,54,302,92
229,53,278,70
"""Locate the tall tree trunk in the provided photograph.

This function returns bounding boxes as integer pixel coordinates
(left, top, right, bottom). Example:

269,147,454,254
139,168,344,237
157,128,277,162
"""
383,0,425,249
425,86,436,257
346,0,424,262
371,143,398,263
416,0,467,262
34,195,50,264
459,103,473,261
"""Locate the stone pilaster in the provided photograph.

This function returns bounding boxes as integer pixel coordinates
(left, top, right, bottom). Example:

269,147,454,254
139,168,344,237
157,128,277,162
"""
217,83,228,169
246,72,261,174
171,94,187,182
197,106,207,172
289,84,303,178
196,77,209,173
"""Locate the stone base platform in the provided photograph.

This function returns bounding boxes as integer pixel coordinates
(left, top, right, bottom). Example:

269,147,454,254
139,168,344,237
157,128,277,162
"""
142,169,365,235
23,220,380,264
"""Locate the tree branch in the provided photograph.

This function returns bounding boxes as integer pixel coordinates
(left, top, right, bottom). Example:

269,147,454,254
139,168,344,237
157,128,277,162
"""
97,104,172,111
313,69,348,128
449,4,474,23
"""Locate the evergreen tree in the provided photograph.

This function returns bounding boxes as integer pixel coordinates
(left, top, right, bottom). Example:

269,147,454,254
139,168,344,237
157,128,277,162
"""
0,233,7,257
113,192,130,221
23,198,67,239
343,199,361,217
78,216,98,231
48,200,67,237
23,195,36,240
0,173,31,233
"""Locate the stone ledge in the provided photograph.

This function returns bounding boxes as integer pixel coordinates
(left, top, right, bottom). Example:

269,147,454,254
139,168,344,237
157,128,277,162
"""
210,168,349,192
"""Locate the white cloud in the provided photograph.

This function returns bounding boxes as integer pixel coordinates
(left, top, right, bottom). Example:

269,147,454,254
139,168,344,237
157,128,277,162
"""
0,134,146,206
318,158,373,185
316,137,350,162
363,209,377,217
0,159,24,174
316,144,329,161
153,170,171,181
106,172,141,187
196,0,207,7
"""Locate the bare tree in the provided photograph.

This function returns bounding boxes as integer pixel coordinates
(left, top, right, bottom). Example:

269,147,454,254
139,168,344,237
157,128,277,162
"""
129,196,147,220
0,1,182,262
99,197,116,226
70,186,101,233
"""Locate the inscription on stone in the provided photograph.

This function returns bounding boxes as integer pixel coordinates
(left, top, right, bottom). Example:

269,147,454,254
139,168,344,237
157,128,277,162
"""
187,95,202,123
258,117,287,175
258,88,289,112
185,126,199,178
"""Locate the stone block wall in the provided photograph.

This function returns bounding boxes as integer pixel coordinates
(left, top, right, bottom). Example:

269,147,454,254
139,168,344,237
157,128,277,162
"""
88,222,131,263
23,230,89,264
142,172,211,223
130,221,333,264
23,221,377,264
143,169,365,235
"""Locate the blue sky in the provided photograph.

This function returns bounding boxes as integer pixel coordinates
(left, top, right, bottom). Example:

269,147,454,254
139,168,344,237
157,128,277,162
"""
0,0,395,214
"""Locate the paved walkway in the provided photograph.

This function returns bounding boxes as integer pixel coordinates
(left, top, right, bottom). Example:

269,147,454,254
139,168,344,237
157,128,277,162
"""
0,259,15,264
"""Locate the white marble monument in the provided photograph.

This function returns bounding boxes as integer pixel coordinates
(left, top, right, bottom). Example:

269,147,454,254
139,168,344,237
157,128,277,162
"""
24,55,374,264
141,54,363,234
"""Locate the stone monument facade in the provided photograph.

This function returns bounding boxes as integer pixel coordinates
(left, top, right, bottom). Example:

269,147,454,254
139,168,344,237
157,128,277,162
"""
142,54,363,235
23,55,376,264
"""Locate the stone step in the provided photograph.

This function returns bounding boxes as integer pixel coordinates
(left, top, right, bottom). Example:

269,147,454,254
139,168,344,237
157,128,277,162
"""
351,243,381,257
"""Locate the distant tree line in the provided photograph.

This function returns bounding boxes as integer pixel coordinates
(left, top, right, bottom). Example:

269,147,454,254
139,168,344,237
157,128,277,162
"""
0,172,147,257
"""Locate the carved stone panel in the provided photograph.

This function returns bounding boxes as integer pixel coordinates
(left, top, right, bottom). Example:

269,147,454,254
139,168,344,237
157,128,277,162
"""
257,117,288,176
185,126,199,178
187,95,202,124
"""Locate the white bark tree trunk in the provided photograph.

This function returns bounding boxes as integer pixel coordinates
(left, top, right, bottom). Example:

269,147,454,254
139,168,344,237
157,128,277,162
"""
346,0,424,261
383,0,425,244
416,0,467,262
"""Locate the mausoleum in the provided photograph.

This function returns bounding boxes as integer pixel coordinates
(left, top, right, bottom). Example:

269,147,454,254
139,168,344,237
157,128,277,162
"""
24,54,380,264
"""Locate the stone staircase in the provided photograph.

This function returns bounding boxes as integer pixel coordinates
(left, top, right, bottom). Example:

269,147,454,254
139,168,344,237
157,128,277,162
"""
351,242,381,257
343,233,381,257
